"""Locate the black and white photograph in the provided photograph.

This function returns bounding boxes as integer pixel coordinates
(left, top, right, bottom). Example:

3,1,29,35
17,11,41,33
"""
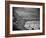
5,1,45,37
13,7,40,31
10,4,43,34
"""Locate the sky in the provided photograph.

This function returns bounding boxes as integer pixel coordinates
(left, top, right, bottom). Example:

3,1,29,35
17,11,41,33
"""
13,7,40,20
